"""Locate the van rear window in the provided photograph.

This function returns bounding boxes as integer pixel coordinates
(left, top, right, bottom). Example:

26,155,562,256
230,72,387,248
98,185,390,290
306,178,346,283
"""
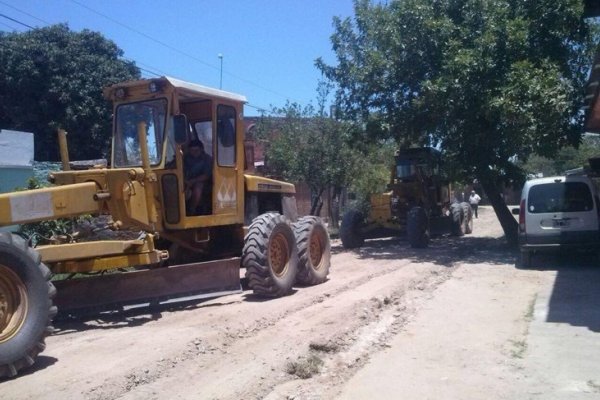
527,182,594,213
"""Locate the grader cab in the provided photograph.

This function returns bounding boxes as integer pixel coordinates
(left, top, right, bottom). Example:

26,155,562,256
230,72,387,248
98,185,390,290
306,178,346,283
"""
0,77,331,378
339,147,473,248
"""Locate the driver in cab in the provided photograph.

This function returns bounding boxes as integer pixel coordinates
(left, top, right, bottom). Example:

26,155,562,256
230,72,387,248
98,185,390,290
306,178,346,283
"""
184,139,212,215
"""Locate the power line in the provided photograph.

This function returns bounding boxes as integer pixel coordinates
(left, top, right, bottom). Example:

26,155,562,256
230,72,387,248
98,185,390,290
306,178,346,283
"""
69,0,220,71
0,0,49,25
0,20,19,31
0,13,34,29
0,10,168,79
0,7,297,109
67,0,300,103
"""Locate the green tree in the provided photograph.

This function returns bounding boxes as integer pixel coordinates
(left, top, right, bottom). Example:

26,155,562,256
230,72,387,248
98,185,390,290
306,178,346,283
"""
256,101,368,226
522,134,600,176
317,0,598,244
0,24,140,161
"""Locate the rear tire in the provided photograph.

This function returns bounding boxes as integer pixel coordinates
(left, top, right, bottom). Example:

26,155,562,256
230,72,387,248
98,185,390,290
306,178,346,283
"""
0,233,56,378
293,216,331,286
340,210,365,249
460,202,473,234
450,203,465,236
243,213,298,297
407,207,429,248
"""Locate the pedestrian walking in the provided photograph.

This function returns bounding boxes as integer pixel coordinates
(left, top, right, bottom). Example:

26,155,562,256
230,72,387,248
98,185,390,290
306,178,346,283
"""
469,190,481,218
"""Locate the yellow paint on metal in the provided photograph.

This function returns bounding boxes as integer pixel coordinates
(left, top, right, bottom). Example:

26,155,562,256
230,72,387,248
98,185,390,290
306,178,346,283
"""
0,264,28,344
50,250,165,273
0,182,100,226
244,175,295,194
37,239,147,263
122,180,150,226
58,129,71,171
369,192,392,223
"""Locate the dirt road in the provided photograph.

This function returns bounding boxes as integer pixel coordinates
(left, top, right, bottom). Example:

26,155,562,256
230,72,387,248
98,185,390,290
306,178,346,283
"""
2,206,599,399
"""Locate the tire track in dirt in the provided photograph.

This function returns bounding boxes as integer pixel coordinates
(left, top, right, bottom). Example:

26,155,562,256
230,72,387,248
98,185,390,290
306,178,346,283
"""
2,236,463,400
102,260,457,399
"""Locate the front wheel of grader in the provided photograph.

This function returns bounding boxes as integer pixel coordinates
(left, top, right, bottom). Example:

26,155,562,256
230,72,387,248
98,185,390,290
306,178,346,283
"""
0,233,56,378
407,206,430,248
339,210,365,249
242,213,298,297
293,216,331,286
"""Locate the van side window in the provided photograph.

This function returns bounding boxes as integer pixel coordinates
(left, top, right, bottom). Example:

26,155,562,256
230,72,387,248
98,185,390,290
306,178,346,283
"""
217,105,236,167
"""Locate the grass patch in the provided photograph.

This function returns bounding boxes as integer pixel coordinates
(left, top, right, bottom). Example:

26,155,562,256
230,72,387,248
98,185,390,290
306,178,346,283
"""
509,339,528,358
309,341,339,353
285,354,324,379
588,380,600,392
525,294,537,321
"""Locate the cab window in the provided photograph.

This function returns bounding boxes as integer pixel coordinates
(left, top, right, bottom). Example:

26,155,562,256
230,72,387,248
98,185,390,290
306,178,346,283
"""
216,105,236,167
194,121,213,157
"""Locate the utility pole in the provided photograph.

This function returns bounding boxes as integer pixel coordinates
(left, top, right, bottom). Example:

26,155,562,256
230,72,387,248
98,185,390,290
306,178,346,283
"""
218,53,223,89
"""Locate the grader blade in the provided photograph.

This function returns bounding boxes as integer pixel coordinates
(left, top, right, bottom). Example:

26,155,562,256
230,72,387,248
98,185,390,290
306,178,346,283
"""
53,257,241,317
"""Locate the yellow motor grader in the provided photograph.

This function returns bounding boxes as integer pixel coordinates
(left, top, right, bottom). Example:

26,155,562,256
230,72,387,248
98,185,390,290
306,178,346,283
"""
0,77,331,378
340,147,473,248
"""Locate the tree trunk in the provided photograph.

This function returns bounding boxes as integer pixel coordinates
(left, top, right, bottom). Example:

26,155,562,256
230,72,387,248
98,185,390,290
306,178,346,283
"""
310,188,325,216
478,178,519,247
330,186,342,229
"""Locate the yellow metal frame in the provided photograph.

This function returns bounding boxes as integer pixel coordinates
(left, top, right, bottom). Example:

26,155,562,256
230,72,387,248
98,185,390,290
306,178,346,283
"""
0,182,100,225
0,77,299,277
38,235,167,274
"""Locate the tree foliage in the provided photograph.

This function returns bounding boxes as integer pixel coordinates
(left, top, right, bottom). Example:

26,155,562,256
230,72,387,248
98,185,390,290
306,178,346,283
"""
317,0,599,243
0,24,140,161
256,101,366,219
522,134,600,177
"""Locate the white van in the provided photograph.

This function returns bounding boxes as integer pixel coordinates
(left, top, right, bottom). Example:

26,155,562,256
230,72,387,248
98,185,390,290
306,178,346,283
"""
515,175,600,267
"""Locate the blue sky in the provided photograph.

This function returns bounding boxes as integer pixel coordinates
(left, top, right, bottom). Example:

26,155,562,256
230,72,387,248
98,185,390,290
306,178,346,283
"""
0,0,355,115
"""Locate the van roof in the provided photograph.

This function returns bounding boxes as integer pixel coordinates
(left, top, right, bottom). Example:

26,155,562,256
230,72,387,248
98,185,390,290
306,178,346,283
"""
524,175,594,188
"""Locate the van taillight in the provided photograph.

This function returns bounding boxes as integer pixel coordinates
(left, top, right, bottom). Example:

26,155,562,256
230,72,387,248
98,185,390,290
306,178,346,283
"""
519,199,526,232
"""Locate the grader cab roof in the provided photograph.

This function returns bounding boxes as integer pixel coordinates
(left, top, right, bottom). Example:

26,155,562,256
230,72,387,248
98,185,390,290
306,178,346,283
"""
103,76,247,104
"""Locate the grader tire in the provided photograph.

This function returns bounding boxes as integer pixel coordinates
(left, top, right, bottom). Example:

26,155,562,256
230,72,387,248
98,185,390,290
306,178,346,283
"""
243,213,298,297
460,202,473,234
340,210,365,249
450,203,465,236
293,216,331,286
407,206,429,248
0,233,56,378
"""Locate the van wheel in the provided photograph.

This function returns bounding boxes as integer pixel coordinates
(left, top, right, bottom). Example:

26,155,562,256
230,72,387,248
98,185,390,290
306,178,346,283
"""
520,250,532,268
340,210,365,249
407,207,429,248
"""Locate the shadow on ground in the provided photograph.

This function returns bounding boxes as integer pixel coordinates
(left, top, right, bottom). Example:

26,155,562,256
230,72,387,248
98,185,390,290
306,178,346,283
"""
53,297,241,334
0,356,58,383
332,234,515,268
520,251,600,332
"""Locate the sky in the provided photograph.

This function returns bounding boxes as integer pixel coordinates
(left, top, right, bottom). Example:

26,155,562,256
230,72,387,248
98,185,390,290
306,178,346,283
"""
0,0,356,115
